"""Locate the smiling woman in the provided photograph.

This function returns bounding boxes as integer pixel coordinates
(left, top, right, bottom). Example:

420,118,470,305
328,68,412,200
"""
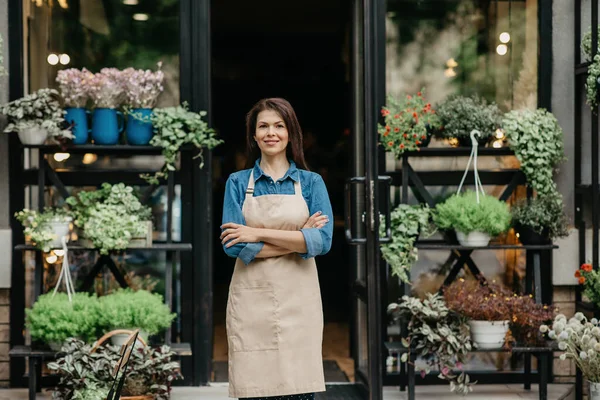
220,98,333,399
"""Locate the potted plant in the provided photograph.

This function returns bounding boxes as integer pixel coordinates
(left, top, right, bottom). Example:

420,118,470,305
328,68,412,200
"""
48,337,183,400
502,108,565,197
508,293,555,347
380,203,435,282
582,27,600,110
0,34,7,76
378,89,441,156
511,193,569,245
56,68,93,144
15,207,72,252
122,63,165,145
443,278,511,349
25,292,99,350
88,68,126,145
576,262,600,304
541,312,600,399
433,94,502,146
142,103,223,185
432,191,511,247
388,294,473,395
1,88,73,145
97,289,176,346
66,183,152,254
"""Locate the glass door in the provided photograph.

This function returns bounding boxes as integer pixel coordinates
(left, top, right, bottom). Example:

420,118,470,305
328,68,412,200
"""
346,0,388,399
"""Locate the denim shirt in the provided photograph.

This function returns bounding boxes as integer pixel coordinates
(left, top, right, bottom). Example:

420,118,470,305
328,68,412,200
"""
221,159,333,265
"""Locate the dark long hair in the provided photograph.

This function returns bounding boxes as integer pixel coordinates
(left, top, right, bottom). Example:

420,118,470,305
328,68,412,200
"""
245,98,309,170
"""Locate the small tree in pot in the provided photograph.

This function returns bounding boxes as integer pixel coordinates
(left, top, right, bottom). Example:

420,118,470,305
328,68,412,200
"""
511,193,569,245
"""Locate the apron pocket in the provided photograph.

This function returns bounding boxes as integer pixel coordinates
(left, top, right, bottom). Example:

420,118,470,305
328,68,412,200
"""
228,284,280,352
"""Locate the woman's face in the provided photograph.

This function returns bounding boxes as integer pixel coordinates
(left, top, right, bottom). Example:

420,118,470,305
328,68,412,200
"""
254,109,289,158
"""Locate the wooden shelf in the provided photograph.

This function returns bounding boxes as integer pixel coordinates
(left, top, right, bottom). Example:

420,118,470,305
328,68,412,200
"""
21,144,197,155
14,242,193,252
385,341,555,354
9,342,193,358
402,147,514,157
415,241,558,250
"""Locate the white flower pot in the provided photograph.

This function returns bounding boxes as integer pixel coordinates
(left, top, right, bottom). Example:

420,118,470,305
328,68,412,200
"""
110,330,148,347
48,218,72,248
48,341,64,351
18,127,48,145
469,320,509,349
456,231,491,247
590,381,600,400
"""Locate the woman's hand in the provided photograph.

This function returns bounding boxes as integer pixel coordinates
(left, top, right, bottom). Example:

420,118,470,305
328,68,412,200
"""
220,223,260,248
302,211,329,229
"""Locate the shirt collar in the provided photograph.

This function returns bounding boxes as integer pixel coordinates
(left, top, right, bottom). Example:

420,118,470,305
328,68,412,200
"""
253,159,300,182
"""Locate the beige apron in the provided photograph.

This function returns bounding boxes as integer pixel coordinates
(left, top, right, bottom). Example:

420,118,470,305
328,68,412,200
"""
226,170,326,398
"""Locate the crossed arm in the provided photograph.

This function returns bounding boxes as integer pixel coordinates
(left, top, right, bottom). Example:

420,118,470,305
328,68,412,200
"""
220,212,328,259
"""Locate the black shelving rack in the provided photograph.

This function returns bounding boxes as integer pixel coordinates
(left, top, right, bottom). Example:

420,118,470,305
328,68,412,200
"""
574,1,599,400
8,142,205,399
382,148,556,400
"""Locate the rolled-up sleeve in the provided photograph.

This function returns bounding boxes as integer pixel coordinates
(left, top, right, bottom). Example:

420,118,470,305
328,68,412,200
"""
221,174,264,265
299,174,333,259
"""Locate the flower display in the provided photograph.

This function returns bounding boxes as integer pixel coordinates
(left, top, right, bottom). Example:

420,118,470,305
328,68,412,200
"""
121,63,165,109
378,89,441,157
576,263,600,305
86,68,125,109
541,312,600,383
55,68,94,108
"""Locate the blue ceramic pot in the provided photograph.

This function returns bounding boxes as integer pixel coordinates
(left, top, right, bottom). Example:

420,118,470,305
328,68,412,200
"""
65,107,90,145
91,108,124,145
126,108,154,145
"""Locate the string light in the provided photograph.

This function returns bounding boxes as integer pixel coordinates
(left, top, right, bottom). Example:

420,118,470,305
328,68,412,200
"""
499,32,511,43
82,153,98,164
444,68,457,78
495,128,505,139
47,54,59,65
54,153,70,162
46,254,58,264
133,13,149,21
59,54,70,65
496,44,508,56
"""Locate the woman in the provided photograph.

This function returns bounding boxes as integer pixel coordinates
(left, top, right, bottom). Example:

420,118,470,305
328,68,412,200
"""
220,98,333,400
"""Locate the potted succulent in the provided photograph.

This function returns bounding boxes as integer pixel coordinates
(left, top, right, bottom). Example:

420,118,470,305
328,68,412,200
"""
380,203,435,283
541,312,600,399
388,294,473,395
378,89,441,156
433,94,502,146
66,183,152,254
48,337,182,400
56,68,93,144
443,279,511,349
87,68,126,145
432,191,511,247
142,103,223,185
502,108,565,197
25,292,99,350
1,88,73,145
15,207,72,252
122,63,165,145
511,193,569,245
97,289,176,346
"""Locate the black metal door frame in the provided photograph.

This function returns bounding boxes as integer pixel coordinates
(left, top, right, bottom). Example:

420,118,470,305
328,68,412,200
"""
7,0,213,386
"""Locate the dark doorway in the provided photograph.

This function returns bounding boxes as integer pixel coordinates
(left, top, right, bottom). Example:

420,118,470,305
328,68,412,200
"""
210,0,354,382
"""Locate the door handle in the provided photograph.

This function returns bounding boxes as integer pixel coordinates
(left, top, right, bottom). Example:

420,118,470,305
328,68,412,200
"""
344,176,392,245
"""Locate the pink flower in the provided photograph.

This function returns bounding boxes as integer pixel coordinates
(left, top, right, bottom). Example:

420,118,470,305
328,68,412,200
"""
455,362,463,370
441,366,450,376
420,370,426,379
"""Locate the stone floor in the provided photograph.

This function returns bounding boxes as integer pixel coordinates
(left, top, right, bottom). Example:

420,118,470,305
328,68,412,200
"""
0,383,575,400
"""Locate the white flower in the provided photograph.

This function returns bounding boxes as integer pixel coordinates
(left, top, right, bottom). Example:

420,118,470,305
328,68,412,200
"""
580,351,588,360
560,354,567,360
595,343,600,352
592,318,599,325
583,335,591,345
548,331,557,340
589,349,596,358
576,312,586,321
559,331,569,341
539,325,549,333
559,342,568,350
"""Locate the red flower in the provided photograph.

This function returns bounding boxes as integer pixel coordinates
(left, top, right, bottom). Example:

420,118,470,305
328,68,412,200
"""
385,125,391,131
399,144,405,149
412,112,418,118
394,127,400,133
579,276,586,285
387,141,394,147
403,133,409,138
416,140,421,145
407,95,412,100
383,132,389,137
394,114,400,119
582,263,593,272
575,270,581,278
421,135,427,140
413,134,418,138
417,91,422,97
381,109,390,117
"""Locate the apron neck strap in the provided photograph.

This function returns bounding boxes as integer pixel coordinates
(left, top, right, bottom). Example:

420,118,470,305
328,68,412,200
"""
245,170,255,197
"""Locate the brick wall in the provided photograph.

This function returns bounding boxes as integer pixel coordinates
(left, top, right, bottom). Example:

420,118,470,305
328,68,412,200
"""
0,289,9,387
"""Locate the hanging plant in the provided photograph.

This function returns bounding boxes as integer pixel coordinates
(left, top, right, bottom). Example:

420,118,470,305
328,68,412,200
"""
378,89,441,156
581,27,600,110
141,102,223,185
502,108,565,197
380,203,435,283
0,34,7,76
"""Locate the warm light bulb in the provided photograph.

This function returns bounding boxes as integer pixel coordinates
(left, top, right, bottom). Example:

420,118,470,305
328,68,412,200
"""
54,153,70,162
492,140,503,148
495,128,505,139
54,249,65,257
82,153,98,165
46,255,58,264
446,58,458,68
444,68,456,78
47,54,59,65
499,32,511,43
59,54,70,65
133,13,149,21
496,44,508,56
123,0,138,4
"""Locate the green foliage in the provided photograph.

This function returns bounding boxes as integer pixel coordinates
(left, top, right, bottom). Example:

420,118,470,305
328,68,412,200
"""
433,191,511,236
582,27,600,61
98,289,176,335
0,34,7,76
578,264,600,307
1,88,72,139
66,183,152,254
14,207,71,252
48,338,182,400
587,54,600,110
511,193,569,240
71,383,109,400
380,204,435,283
502,108,565,197
142,103,224,185
388,294,473,395
434,94,502,140
25,293,99,345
